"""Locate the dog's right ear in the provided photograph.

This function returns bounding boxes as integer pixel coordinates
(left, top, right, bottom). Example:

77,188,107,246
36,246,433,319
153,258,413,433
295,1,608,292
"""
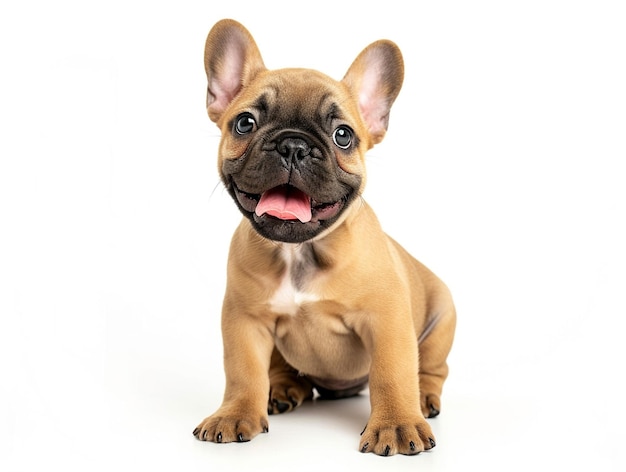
204,19,266,123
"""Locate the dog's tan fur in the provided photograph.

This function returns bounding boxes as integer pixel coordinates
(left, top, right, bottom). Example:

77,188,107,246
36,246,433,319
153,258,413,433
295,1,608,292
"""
193,19,456,456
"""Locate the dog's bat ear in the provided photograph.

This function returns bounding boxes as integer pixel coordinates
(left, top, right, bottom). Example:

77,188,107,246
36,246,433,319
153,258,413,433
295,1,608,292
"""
204,19,266,122
342,40,404,145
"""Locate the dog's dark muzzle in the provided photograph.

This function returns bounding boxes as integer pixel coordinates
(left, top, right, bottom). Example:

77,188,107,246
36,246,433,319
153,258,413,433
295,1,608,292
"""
223,129,361,243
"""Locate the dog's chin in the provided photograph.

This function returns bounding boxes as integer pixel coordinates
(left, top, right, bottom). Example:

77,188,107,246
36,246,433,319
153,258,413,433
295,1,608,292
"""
231,184,355,243
251,211,344,243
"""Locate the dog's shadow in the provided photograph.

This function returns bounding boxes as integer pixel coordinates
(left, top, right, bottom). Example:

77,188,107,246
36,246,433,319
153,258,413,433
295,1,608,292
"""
274,389,371,434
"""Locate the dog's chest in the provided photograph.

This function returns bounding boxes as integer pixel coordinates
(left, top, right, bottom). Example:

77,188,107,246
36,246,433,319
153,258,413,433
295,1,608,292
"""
268,245,320,316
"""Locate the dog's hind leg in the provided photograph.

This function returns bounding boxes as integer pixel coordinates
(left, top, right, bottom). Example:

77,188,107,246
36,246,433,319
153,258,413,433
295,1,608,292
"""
417,304,456,418
268,347,314,414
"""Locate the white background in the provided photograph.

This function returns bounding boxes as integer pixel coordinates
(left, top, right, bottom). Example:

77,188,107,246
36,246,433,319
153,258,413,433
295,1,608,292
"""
1,1,625,470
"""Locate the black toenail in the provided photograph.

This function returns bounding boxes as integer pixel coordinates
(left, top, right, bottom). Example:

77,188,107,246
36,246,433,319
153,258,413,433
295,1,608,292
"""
428,404,440,418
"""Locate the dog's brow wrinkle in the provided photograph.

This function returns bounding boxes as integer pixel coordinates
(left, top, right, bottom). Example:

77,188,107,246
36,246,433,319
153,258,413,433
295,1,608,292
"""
326,102,342,121
254,93,269,115
252,85,279,120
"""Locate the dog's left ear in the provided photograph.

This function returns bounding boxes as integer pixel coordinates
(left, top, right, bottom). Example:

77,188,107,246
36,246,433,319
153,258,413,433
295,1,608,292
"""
204,19,266,123
342,40,404,145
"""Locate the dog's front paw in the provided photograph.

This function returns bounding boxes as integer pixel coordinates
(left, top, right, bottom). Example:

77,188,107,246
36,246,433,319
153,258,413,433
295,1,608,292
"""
193,405,269,443
359,415,436,456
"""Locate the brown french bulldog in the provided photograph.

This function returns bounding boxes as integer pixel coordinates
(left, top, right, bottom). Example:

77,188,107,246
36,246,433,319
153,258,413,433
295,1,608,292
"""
193,19,456,456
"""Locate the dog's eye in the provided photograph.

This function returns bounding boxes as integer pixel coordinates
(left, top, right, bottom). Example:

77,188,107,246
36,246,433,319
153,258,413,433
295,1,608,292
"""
234,113,257,135
332,126,353,149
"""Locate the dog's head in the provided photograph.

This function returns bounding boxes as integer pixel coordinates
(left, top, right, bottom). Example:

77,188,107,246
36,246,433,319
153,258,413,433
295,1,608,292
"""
204,19,404,243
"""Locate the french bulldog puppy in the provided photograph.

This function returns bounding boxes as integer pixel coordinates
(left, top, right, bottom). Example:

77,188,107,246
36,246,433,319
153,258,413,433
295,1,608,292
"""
193,19,456,456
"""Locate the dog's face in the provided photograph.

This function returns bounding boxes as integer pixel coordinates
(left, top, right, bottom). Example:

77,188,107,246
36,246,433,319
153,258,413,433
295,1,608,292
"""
216,69,366,243
204,20,404,243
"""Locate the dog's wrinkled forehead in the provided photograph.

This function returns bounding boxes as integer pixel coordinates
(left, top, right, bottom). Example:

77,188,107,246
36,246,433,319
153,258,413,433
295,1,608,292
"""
229,69,360,132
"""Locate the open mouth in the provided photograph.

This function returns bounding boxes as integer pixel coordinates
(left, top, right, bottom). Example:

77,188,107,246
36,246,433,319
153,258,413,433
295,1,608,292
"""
233,184,348,223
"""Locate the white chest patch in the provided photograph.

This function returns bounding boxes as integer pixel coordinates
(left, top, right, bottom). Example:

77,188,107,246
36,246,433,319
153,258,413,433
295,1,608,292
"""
268,245,320,316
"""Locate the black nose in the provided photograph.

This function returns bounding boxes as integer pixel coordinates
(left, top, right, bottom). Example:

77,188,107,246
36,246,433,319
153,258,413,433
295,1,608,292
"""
277,136,311,162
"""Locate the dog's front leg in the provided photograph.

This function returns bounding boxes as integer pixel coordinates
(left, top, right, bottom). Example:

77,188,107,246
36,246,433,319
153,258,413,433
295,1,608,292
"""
193,305,274,443
357,311,436,456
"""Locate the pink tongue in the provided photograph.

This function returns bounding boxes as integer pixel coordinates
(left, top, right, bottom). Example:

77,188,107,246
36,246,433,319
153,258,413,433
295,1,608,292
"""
255,186,312,223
